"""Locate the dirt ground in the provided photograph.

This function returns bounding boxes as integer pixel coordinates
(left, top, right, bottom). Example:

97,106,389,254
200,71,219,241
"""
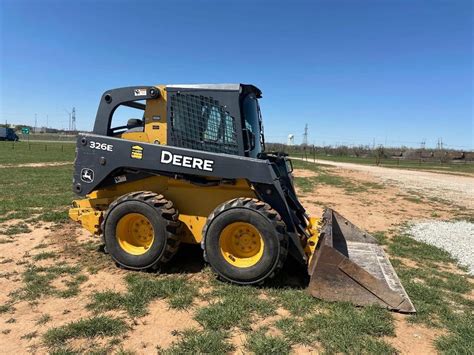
294,167,458,232
0,164,472,354
296,158,474,209
0,162,71,169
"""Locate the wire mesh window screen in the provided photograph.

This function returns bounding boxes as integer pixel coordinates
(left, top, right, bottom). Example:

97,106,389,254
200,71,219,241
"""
169,93,239,155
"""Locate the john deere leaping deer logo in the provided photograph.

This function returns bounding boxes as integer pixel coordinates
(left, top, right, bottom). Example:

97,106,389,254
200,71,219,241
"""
80,168,94,183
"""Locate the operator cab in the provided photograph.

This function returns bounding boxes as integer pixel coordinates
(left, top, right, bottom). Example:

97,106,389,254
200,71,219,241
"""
93,84,265,158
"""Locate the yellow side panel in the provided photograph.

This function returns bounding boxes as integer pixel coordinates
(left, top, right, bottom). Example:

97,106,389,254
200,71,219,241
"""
120,131,149,143
166,179,255,243
81,176,256,244
120,85,168,145
143,86,168,145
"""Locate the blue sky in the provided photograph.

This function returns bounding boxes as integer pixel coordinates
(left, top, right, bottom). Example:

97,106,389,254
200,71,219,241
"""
1,0,472,149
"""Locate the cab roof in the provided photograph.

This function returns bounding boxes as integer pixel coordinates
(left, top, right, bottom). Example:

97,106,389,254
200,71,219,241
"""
165,83,262,98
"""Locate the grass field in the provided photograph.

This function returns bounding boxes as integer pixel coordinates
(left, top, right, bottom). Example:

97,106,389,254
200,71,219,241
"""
0,141,75,164
24,133,77,141
0,164,73,223
290,152,474,174
0,144,473,354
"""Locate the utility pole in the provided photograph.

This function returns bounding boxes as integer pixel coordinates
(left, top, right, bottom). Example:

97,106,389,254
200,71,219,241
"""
420,139,426,150
34,113,37,133
46,114,49,129
302,123,308,146
71,107,76,131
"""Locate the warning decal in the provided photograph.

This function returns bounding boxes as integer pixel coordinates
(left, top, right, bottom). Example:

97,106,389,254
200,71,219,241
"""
131,145,144,159
134,88,147,96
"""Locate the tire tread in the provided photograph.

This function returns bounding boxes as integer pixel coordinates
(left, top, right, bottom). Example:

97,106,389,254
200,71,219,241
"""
101,191,181,269
201,198,288,284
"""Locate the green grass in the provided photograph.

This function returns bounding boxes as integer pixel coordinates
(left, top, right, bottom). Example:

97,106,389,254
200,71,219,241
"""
260,230,472,354
50,347,82,355
0,142,74,225
372,231,389,245
164,329,234,354
88,273,198,317
56,274,89,298
14,264,86,301
36,314,52,325
385,233,474,352
34,242,50,249
0,303,15,314
435,313,474,354
291,153,474,174
32,251,57,261
195,283,276,331
398,266,471,294
0,141,75,165
293,177,316,193
0,165,73,222
393,263,472,328
1,222,31,235
43,316,129,347
245,329,291,355
21,331,38,340
35,210,70,223
276,303,396,354
389,234,455,264
267,288,318,316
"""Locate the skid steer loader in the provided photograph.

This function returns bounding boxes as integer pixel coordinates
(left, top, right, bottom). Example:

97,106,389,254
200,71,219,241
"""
69,84,415,312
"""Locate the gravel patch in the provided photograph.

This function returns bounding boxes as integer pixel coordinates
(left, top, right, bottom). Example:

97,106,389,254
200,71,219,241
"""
407,220,474,275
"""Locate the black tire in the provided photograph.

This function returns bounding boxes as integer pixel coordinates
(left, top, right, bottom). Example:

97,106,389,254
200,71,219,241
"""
202,198,288,285
101,191,181,270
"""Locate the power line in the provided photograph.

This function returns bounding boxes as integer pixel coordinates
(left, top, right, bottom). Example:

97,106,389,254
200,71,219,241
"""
64,108,76,131
420,139,426,150
302,123,308,146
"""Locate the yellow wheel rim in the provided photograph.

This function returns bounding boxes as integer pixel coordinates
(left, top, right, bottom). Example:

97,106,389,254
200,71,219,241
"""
219,222,264,268
116,213,154,255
